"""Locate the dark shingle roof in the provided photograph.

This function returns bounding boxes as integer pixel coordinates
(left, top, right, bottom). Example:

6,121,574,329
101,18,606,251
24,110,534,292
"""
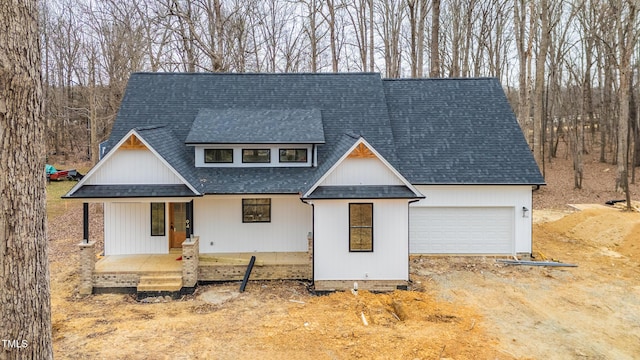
65,185,196,198
87,73,543,198
306,186,421,199
186,109,325,144
104,72,398,194
384,78,544,185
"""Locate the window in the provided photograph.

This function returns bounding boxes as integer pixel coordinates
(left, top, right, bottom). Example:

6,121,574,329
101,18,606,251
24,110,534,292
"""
242,198,271,223
242,149,270,163
349,203,373,252
151,203,165,236
279,149,308,163
205,149,233,163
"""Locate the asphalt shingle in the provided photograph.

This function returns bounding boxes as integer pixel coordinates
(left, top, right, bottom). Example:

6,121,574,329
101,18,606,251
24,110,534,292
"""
86,73,543,198
186,109,325,144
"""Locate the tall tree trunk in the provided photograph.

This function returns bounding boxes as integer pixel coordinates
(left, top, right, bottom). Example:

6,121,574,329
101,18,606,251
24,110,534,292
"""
323,0,340,72
533,0,549,175
429,0,440,77
615,1,637,210
0,0,53,358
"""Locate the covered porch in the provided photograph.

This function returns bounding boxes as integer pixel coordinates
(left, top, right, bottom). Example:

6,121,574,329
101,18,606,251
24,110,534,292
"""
80,239,312,295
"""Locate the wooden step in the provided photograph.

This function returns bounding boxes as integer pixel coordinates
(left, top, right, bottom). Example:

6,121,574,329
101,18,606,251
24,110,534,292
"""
137,275,182,292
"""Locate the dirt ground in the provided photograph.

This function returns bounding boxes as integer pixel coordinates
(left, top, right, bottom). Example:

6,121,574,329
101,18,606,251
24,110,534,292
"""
45,152,640,359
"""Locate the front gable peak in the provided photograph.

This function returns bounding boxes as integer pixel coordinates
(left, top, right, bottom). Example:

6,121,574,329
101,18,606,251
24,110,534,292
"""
119,134,147,150
347,143,376,159
303,137,423,199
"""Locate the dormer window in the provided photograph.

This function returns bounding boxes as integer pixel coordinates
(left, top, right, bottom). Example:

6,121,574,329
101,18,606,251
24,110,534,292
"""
242,149,270,163
187,108,324,168
205,149,233,163
279,149,307,163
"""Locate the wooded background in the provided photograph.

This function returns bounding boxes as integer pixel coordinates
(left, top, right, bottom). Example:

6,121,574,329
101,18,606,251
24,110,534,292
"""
41,0,639,194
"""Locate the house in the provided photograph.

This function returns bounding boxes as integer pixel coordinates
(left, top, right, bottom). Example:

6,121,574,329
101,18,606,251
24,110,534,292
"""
65,73,544,295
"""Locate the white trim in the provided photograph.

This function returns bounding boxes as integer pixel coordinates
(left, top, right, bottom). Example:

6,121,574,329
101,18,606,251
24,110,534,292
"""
67,129,200,196
303,137,423,198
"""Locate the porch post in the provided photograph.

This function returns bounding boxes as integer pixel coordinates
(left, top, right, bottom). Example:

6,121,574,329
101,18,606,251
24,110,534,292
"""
78,241,96,295
186,200,193,238
182,236,199,288
83,202,89,244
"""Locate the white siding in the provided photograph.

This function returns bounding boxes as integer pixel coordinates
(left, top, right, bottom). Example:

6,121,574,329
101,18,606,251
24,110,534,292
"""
321,158,404,186
103,202,168,255
313,199,408,281
194,195,312,253
86,149,182,185
193,144,314,168
410,185,533,254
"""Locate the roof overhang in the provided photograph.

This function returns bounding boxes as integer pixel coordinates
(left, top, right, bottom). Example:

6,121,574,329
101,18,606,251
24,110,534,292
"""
63,184,200,199
305,185,424,200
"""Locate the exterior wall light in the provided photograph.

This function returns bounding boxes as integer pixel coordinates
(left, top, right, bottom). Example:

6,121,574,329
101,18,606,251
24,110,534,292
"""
522,206,529,218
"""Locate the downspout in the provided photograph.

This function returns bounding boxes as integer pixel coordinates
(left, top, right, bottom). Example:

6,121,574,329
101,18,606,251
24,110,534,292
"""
407,199,421,286
300,198,314,287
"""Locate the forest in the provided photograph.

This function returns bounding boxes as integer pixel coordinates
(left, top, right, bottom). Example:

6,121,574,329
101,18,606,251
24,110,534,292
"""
41,0,639,196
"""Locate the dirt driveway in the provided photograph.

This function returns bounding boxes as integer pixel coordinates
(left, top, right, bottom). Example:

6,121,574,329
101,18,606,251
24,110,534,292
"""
48,205,640,359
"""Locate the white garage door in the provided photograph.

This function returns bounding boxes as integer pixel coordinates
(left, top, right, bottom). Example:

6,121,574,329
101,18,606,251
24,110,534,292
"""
410,207,514,254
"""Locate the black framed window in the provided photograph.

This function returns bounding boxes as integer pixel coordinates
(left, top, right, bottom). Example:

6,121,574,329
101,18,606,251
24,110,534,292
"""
151,203,165,236
205,149,233,163
242,198,271,223
242,149,270,163
349,203,373,252
279,149,308,163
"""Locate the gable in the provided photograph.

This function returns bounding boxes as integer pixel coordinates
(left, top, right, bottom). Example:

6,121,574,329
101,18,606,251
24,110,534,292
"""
304,137,422,199
66,130,200,198
84,148,182,185
320,157,403,186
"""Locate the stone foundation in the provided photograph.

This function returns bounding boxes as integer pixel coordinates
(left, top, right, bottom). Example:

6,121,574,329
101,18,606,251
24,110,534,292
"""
313,280,408,292
199,263,311,282
93,272,141,288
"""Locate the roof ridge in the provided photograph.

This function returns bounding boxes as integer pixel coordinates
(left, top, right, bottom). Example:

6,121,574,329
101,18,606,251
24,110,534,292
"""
383,77,497,81
132,72,382,77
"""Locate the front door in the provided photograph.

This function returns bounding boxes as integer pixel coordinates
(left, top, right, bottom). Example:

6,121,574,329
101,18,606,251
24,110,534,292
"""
169,202,187,248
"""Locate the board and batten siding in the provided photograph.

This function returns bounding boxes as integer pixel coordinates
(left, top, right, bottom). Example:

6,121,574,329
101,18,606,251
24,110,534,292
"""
194,195,311,253
85,149,182,185
409,185,533,254
321,158,404,186
313,199,409,281
104,202,168,255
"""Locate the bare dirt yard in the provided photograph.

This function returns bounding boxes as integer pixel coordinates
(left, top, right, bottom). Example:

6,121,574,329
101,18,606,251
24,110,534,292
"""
46,152,640,359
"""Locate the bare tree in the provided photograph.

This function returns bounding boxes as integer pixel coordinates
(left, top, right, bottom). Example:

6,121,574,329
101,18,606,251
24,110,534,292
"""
0,0,52,358
322,0,346,72
614,0,638,209
406,0,428,78
375,0,405,78
532,0,550,173
429,0,440,77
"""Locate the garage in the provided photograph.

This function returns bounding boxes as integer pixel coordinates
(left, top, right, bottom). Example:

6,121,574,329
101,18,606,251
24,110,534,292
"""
409,207,514,254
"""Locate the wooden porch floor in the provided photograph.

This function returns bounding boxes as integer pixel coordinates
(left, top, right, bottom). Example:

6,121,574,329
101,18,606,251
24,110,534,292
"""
95,253,183,273
94,252,310,273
